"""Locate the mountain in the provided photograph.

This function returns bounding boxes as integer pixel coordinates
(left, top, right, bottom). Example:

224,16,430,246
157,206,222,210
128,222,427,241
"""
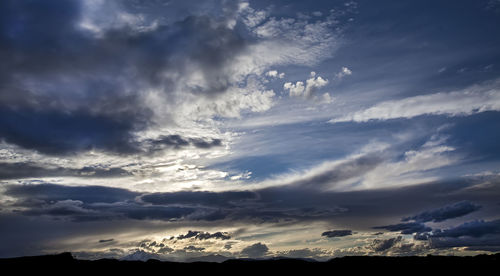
186,254,230,263
1,252,498,274
120,250,162,262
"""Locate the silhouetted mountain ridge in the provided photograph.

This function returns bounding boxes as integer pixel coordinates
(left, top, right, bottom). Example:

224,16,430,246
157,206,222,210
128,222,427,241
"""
1,252,498,274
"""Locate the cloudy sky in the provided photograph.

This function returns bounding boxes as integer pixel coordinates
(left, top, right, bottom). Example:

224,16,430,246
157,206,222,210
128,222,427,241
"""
1,0,500,261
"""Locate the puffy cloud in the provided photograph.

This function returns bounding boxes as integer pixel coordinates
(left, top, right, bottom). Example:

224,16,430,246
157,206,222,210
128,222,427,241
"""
240,242,269,258
284,72,330,101
264,70,285,79
321,230,353,238
174,230,231,241
330,78,500,123
284,81,305,97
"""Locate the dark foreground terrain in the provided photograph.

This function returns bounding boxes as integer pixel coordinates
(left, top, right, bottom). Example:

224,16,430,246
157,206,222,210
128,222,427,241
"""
1,252,498,274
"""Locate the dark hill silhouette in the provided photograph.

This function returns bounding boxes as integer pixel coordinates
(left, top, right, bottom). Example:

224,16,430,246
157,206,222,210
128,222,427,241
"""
0,252,498,274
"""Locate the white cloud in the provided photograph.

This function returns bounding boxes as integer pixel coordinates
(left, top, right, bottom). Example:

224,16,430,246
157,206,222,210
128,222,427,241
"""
330,78,500,123
265,70,285,79
284,72,330,101
242,135,458,192
335,66,352,79
284,81,305,97
438,67,447,73
360,138,457,190
266,70,278,78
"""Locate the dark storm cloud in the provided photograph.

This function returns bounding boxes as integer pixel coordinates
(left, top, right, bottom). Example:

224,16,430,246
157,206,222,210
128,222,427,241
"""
3,175,500,225
0,162,130,179
412,219,500,251
373,222,432,235
0,0,246,155
240,242,269,258
374,200,500,251
5,183,138,204
13,199,199,222
3,184,229,222
321,230,352,238
0,0,152,155
0,110,147,155
402,201,482,223
5,184,138,204
175,230,230,240
141,191,258,208
430,219,500,239
374,200,486,237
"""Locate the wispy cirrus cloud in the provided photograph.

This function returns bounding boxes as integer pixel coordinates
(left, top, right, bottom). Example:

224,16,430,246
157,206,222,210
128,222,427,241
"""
330,79,500,123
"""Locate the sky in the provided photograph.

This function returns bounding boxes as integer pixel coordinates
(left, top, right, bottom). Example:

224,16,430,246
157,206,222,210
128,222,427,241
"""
1,0,500,261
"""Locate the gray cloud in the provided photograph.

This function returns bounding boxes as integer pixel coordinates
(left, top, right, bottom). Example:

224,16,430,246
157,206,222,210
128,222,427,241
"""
0,162,130,180
3,184,201,222
402,201,482,223
369,236,403,252
413,219,500,251
141,191,258,209
184,245,205,252
174,230,230,240
375,201,500,252
148,135,223,151
157,246,175,254
429,219,500,239
5,183,138,204
3,175,500,228
99,239,114,243
373,222,432,235
322,230,353,238
240,242,269,258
